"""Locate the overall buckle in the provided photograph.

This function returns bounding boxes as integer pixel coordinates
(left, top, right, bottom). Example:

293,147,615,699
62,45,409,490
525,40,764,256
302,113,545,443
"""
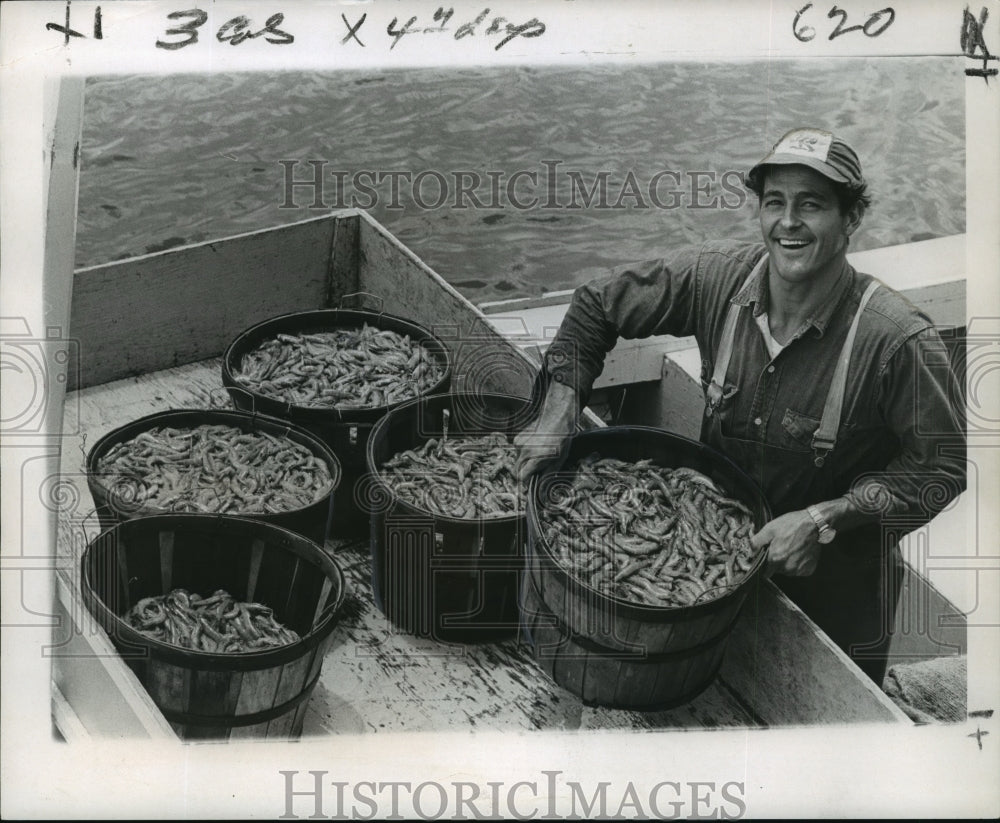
705,381,724,417
811,437,835,467
705,382,738,418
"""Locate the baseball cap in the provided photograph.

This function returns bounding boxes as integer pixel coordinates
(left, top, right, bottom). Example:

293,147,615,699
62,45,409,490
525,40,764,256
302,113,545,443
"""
747,128,864,187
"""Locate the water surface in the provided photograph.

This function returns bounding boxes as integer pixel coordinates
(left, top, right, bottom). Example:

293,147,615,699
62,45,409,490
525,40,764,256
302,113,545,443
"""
77,59,965,304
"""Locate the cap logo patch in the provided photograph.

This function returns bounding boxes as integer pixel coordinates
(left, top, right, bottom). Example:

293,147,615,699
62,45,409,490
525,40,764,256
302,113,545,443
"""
775,130,833,160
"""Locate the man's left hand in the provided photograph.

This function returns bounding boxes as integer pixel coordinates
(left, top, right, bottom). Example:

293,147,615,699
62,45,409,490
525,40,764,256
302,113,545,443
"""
751,510,822,577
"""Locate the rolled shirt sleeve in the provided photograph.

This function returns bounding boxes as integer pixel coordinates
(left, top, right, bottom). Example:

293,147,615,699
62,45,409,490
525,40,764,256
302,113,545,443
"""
846,327,966,527
543,247,703,406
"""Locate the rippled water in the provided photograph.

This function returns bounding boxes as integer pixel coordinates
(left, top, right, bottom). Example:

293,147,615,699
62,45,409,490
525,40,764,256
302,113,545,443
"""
77,59,965,304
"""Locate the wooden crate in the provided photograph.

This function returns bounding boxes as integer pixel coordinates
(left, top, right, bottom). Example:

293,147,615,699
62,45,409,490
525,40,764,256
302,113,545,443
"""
52,210,911,738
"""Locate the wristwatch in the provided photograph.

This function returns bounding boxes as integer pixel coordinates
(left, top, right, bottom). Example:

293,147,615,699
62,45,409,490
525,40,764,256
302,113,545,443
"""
806,505,837,544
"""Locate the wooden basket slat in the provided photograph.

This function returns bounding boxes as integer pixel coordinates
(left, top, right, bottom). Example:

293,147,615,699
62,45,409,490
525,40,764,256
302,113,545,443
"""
234,666,284,716
81,515,345,741
188,668,242,719
264,709,297,739
158,531,174,594
271,653,314,708
146,659,191,714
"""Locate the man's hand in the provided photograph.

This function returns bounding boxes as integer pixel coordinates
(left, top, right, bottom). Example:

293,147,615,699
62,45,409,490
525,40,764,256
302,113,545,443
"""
751,509,822,577
514,379,578,483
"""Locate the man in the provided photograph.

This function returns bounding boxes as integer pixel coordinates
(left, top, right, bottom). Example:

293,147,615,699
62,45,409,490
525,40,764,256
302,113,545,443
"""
515,128,966,686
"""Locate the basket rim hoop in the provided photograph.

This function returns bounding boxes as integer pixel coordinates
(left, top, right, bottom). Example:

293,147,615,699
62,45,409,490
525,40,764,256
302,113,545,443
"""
526,425,771,619
84,407,343,520
364,391,536,526
219,307,453,419
79,513,346,671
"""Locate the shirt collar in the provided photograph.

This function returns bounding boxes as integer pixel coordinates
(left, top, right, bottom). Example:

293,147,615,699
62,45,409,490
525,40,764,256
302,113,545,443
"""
731,252,856,337
806,261,856,336
730,251,769,314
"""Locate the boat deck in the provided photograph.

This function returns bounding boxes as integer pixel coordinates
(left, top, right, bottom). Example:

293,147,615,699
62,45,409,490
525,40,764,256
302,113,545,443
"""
54,355,910,737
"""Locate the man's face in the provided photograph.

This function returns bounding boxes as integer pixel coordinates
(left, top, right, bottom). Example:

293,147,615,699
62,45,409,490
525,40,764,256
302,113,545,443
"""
757,165,862,287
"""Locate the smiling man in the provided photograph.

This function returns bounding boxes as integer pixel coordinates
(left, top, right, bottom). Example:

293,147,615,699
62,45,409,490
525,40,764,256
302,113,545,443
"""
516,128,966,686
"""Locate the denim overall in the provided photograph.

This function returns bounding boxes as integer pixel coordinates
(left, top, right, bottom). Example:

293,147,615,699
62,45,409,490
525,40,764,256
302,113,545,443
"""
703,255,903,686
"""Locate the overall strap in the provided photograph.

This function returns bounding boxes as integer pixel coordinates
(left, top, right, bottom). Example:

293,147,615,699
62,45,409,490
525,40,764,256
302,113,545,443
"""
705,253,768,416
810,279,882,466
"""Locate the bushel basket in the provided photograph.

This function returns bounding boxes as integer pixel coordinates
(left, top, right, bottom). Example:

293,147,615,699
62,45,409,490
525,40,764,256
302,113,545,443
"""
222,308,452,535
365,391,536,642
86,408,341,546
524,426,771,710
80,513,346,740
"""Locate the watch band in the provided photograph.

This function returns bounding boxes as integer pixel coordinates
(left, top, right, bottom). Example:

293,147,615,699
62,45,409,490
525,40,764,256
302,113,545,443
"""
806,505,836,544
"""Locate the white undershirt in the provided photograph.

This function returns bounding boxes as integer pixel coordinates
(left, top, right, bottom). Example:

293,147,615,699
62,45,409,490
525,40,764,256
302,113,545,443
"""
754,311,786,360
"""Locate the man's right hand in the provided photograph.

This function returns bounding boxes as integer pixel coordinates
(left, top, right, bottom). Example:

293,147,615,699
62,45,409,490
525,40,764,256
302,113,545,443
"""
514,379,579,483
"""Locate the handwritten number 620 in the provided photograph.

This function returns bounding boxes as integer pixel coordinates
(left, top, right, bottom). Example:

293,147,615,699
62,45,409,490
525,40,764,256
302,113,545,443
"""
794,4,895,42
